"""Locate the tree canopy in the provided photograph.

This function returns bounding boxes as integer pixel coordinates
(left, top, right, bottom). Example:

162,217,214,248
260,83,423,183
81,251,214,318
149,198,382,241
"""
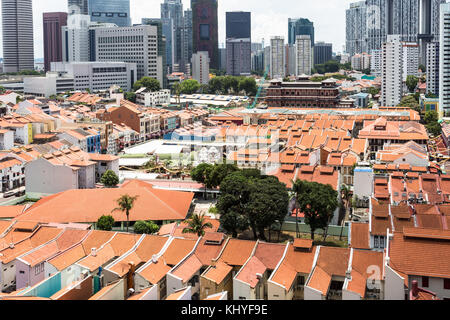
406,75,419,93
182,213,213,237
293,180,338,240
424,110,441,136
97,215,115,231
206,76,257,96
112,194,139,232
133,77,161,92
133,220,160,234
180,79,200,94
100,170,119,188
398,95,420,113
217,170,289,240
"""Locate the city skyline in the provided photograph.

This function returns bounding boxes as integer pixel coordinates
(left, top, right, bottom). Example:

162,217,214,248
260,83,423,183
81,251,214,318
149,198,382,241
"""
0,0,354,59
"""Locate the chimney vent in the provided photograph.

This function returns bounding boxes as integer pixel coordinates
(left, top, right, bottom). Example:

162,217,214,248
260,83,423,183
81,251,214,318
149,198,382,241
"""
411,280,419,298
91,247,97,257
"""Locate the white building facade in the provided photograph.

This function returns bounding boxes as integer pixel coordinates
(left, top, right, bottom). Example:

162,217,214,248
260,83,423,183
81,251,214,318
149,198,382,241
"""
191,51,210,85
270,37,285,79
381,35,403,107
294,35,312,76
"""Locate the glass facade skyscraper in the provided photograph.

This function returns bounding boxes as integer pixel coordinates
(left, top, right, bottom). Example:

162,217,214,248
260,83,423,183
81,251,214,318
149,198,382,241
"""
88,0,131,27
226,11,251,39
288,18,314,46
192,0,219,69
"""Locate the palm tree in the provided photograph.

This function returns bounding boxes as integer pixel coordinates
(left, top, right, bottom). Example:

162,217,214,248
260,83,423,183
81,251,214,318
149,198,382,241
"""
182,213,213,237
112,194,139,233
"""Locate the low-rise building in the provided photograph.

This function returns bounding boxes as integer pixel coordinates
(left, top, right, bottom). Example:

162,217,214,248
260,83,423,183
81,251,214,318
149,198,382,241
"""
135,88,171,107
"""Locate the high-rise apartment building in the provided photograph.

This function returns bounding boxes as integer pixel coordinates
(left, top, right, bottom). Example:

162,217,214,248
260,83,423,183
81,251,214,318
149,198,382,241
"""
226,39,251,76
1,0,34,73
43,12,68,72
183,9,193,71
68,0,89,15
439,3,450,117
294,35,312,76
285,44,296,76
94,25,163,86
191,51,210,84
371,49,382,76
381,35,403,107
351,52,371,71
270,37,285,79
88,0,131,27
346,1,367,56
192,0,219,69
426,42,439,96
402,42,419,81
314,42,332,65
288,18,314,46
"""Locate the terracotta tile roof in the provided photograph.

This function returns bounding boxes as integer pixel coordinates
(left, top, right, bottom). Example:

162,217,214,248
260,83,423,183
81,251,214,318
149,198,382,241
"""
218,239,256,266
161,238,197,266
138,260,172,284
316,246,350,277
293,239,313,250
47,244,86,271
235,256,267,288
389,231,450,279
171,254,203,282
350,223,370,250
307,266,331,295
127,287,153,300
165,287,190,300
19,180,194,223
203,261,233,284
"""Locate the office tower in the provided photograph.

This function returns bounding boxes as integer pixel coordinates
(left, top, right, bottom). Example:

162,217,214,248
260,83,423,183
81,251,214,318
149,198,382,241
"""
285,44,296,76
161,0,184,69
346,1,367,56
288,18,314,46
419,0,446,65
68,0,89,15
365,0,389,53
226,11,251,76
251,49,265,74
294,35,312,76
1,0,34,73
192,0,219,69
191,51,210,84
88,0,131,27
389,0,419,43
381,35,403,107
62,14,92,62
251,43,263,53
226,38,251,76
183,9,193,71
141,19,168,89
43,12,68,72
219,47,227,71
314,42,332,65
440,3,450,116
226,11,251,39
264,46,271,73
143,18,172,71
95,25,163,86
402,42,419,81
371,49,382,76
270,37,285,79
426,42,439,96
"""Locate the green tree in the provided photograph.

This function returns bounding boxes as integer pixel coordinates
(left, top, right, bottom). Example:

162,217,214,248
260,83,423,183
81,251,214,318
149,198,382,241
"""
97,215,115,231
112,194,139,232
223,76,239,94
425,91,437,99
134,220,160,234
180,79,201,94
100,170,119,188
406,75,419,93
424,110,441,136
238,77,257,96
367,87,380,96
133,77,161,92
182,213,213,237
208,77,224,94
362,68,371,75
294,180,338,241
190,163,215,199
0,86,6,94
125,92,136,103
419,64,426,73
398,95,421,113
209,163,239,188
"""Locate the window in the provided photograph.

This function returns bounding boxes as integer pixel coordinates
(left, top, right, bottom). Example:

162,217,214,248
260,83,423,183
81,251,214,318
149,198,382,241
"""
444,279,450,290
422,276,429,288
200,24,210,40
374,236,379,248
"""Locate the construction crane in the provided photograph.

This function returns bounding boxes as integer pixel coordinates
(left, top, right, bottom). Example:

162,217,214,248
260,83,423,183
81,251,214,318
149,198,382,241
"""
247,67,269,109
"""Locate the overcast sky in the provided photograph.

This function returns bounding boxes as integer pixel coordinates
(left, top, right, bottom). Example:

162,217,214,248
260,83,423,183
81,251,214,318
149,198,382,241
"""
0,0,354,59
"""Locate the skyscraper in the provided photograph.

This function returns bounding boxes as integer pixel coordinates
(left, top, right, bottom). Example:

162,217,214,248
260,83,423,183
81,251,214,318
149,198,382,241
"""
43,12,68,72
68,0,89,15
182,9,193,70
314,42,332,65
419,0,446,65
402,42,419,81
439,3,450,117
426,41,439,96
88,0,131,27
346,1,367,56
226,11,251,39
226,11,251,76
270,36,285,79
1,0,34,73
161,0,184,69
294,35,312,76
288,18,314,46
381,35,403,107
191,51,210,84
192,0,219,69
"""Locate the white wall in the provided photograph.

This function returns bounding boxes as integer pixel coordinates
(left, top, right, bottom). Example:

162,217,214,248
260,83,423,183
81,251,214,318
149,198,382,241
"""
267,280,291,300
96,278,125,300
304,286,324,300
233,279,252,301
384,264,405,300
138,285,158,300
166,272,184,296
1,260,18,292
25,158,79,194
342,288,362,300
